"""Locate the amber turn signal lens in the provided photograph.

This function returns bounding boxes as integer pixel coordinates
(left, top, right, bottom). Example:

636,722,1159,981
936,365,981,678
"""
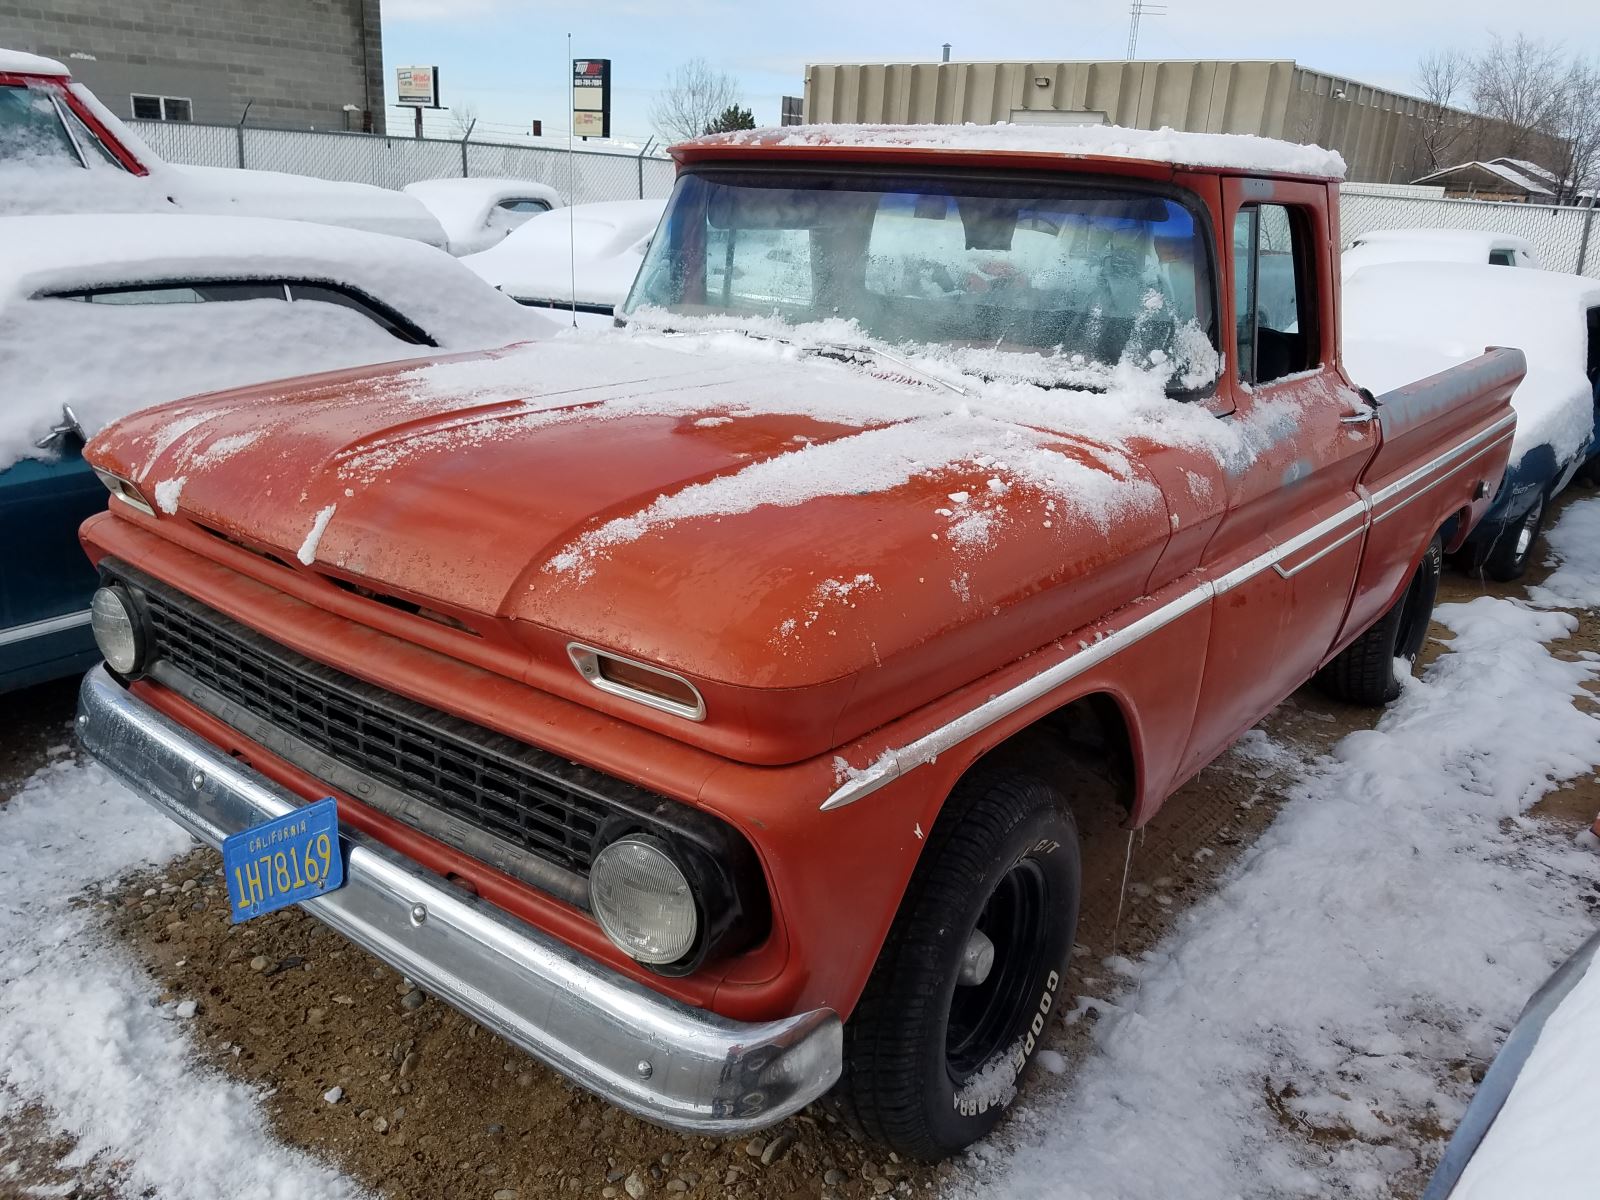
596,656,699,709
567,644,706,721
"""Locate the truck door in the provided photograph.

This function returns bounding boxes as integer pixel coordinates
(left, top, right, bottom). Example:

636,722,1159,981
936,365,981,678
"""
1177,182,1379,780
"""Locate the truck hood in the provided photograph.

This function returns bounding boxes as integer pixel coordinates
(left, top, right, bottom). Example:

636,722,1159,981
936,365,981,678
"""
89,334,1177,758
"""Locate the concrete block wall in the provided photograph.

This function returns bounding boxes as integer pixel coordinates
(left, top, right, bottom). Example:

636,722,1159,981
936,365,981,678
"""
0,0,385,134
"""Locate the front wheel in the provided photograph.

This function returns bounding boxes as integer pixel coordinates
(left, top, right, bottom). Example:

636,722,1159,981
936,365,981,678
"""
1317,535,1443,706
836,768,1080,1161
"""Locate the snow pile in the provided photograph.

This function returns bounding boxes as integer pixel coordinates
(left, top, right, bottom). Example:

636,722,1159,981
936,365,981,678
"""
0,213,551,469
966,504,1600,1197
705,122,1346,179
1343,263,1600,465
0,757,363,1199
1451,948,1600,1199
404,176,563,255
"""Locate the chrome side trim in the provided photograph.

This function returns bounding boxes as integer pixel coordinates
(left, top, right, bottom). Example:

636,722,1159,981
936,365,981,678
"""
1273,524,1368,579
820,583,1213,811
1371,429,1515,525
822,414,1515,812
76,666,839,1134
1369,412,1517,508
0,608,92,647
567,642,707,722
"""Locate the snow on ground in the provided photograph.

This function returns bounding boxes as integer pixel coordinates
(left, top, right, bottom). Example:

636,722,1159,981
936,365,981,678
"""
1529,497,1600,609
0,758,363,1199
964,499,1600,1199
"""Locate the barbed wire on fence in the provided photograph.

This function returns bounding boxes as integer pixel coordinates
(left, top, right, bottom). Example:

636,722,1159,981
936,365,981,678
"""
129,119,676,204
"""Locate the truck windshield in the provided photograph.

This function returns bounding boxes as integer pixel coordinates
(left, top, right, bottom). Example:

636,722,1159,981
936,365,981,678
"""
0,83,82,166
623,168,1218,392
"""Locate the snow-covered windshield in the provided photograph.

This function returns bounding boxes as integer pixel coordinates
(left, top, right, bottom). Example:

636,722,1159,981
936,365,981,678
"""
623,168,1219,392
0,83,82,166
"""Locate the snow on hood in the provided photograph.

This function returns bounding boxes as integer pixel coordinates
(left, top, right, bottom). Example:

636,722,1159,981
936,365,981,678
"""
1342,262,1600,465
0,213,553,469
404,177,563,254
463,199,665,307
696,122,1346,179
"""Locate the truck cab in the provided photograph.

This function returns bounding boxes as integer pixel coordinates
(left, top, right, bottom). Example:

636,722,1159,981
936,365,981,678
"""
74,123,1522,1159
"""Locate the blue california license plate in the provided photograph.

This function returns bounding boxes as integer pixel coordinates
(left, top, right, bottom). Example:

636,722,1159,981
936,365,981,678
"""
222,798,345,923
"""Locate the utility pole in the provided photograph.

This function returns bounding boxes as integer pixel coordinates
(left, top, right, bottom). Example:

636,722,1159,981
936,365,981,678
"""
1126,0,1166,59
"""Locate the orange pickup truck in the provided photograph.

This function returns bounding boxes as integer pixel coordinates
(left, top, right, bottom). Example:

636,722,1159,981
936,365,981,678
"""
75,124,1524,1159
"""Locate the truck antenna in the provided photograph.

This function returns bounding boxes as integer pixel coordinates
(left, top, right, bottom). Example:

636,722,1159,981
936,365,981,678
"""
567,33,578,328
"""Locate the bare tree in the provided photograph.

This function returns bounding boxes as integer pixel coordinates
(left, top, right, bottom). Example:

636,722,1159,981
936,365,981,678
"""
1414,49,1470,171
650,58,740,144
1547,59,1600,204
448,101,479,139
1469,34,1568,160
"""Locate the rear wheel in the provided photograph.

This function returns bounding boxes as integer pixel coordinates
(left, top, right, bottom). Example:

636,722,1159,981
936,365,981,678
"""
837,768,1080,1161
1317,535,1442,706
1475,493,1545,582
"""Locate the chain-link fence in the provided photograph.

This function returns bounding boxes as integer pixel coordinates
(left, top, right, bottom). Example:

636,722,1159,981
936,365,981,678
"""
1340,183,1600,278
128,120,676,204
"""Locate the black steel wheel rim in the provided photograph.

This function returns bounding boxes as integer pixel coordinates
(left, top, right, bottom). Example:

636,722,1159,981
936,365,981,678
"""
945,857,1051,1081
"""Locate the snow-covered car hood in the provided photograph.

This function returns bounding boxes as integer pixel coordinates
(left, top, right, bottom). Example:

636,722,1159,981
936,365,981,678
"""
0,213,552,469
464,198,665,311
1342,263,1599,466
168,164,447,247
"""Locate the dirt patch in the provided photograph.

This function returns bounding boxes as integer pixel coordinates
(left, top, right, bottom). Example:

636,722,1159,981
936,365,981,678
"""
0,1104,127,1199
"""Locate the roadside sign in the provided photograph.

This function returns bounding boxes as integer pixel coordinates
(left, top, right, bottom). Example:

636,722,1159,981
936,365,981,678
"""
572,58,610,139
397,65,440,108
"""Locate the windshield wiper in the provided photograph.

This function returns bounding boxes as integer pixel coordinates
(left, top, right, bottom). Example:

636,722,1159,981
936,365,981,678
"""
810,341,970,397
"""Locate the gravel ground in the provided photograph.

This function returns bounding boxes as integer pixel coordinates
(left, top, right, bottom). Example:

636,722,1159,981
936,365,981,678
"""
2,493,1597,1200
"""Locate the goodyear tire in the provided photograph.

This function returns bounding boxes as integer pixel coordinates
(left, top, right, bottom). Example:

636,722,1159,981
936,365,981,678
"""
837,768,1080,1161
1317,535,1443,706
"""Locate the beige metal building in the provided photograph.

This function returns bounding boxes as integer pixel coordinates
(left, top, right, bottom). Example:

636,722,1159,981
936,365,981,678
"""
803,59,1544,186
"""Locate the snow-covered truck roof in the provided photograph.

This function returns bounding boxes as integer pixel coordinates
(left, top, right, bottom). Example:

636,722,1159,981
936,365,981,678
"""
0,47,68,75
679,122,1347,179
464,198,666,311
404,177,564,254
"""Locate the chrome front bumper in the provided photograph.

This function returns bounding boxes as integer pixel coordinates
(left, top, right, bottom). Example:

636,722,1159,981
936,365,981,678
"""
76,665,841,1134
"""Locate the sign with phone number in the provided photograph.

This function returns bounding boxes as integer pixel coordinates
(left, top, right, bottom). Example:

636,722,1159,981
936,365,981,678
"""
221,797,345,923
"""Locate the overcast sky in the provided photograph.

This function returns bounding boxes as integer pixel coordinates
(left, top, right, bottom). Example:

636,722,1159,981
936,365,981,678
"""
380,0,1597,147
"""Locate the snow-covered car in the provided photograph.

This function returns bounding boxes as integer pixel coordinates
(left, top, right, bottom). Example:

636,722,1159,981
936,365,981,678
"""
1423,929,1600,1200
0,49,448,246
1342,229,1543,279
463,198,665,326
403,177,563,255
0,212,550,692
1344,263,1600,579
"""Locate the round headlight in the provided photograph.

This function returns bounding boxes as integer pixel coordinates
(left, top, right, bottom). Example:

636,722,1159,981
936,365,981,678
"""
589,835,698,966
90,586,143,675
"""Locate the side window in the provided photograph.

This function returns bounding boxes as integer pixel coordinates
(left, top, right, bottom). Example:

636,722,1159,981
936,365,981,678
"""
286,283,433,345
59,282,287,304
497,198,551,214
1232,204,1316,386
1585,306,1599,396
1488,248,1516,267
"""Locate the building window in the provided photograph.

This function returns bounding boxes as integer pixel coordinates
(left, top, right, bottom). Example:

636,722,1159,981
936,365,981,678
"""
131,94,193,122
